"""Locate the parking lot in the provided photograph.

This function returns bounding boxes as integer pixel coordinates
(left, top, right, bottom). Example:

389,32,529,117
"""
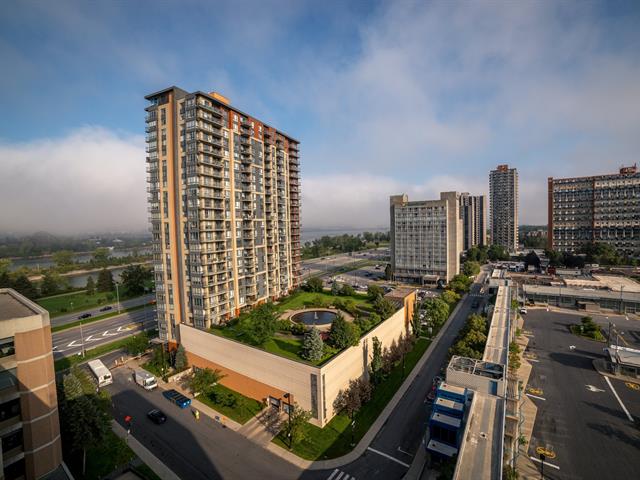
523,309,640,479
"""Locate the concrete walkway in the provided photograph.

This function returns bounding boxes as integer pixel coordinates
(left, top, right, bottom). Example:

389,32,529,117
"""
111,420,180,480
238,407,286,446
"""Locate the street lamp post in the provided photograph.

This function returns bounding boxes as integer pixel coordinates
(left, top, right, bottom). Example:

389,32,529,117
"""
79,321,85,358
620,286,624,314
116,282,121,313
283,393,292,448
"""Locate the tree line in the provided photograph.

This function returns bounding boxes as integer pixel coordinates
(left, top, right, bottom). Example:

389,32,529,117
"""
302,232,389,259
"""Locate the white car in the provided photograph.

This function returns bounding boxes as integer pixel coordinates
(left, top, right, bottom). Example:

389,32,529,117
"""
519,307,528,314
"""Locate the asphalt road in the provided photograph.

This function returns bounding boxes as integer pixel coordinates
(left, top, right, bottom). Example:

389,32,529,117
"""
52,293,156,326
300,273,489,480
106,367,303,480
52,309,156,358
524,309,640,480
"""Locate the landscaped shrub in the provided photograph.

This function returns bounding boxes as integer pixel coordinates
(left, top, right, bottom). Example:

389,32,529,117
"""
328,315,360,349
276,319,292,332
291,323,307,336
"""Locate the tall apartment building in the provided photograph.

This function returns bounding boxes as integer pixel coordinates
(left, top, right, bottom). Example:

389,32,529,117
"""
548,165,640,255
390,192,462,284
489,165,519,251
145,87,301,342
459,193,487,251
0,289,62,480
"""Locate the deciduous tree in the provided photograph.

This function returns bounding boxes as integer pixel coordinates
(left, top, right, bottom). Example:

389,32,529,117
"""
188,368,225,396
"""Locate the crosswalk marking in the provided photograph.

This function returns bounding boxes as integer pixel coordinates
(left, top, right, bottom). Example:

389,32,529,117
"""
327,469,355,480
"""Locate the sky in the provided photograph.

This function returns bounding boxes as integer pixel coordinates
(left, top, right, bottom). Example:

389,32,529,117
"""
1,0,639,235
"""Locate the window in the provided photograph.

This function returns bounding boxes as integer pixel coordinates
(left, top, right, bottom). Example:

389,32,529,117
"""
0,398,20,422
0,338,15,358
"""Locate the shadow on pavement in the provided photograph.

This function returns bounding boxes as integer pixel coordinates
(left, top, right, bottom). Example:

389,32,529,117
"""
585,421,640,450
111,387,223,480
548,351,597,371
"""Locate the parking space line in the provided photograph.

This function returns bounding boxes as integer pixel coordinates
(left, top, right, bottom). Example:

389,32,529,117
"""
366,447,411,468
530,456,560,470
604,376,634,422
526,393,546,401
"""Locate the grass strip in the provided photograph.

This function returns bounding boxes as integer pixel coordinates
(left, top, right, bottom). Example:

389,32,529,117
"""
272,337,431,459
196,383,265,425
52,304,148,333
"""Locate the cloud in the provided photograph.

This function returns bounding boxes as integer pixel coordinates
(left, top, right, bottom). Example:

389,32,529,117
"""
0,127,146,234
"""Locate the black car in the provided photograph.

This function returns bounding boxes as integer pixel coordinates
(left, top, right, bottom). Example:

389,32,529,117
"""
77,313,92,319
99,306,113,312
147,409,167,424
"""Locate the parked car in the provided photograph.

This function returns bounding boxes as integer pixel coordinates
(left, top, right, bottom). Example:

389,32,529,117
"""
162,389,191,409
78,313,92,319
147,409,167,424
99,306,113,312
519,307,528,315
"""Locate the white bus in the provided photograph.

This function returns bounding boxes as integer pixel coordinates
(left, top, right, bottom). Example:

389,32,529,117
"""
87,359,112,387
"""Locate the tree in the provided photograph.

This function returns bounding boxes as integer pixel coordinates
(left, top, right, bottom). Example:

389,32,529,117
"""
370,337,384,384
61,371,110,475
11,274,37,299
410,304,422,338
367,284,384,301
340,283,355,296
40,272,62,296
125,332,149,356
121,264,152,296
523,251,541,272
52,250,74,268
149,345,170,376
448,274,472,294
188,367,225,396
373,296,395,319
384,264,392,280
328,315,360,349
423,298,450,327
488,244,509,261
85,276,96,295
331,281,341,296
462,261,481,277
282,403,312,448
466,245,488,264
174,344,189,371
92,247,111,265
441,289,460,307
0,259,11,275
306,277,324,293
96,268,114,293
237,303,278,345
301,327,324,362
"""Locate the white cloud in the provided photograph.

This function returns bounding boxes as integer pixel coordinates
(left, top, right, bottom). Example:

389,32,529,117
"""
0,127,146,234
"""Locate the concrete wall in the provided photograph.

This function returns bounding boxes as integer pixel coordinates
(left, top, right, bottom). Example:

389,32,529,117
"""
180,305,409,426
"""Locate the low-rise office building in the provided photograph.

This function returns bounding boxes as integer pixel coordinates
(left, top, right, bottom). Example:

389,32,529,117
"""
0,289,62,480
390,192,462,284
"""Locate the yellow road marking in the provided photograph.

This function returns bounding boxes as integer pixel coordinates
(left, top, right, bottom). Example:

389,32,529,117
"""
625,382,640,391
527,387,543,396
535,447,556,459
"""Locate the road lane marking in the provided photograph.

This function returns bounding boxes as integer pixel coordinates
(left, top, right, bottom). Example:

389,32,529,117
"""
67,340,82,347
366,447,411,468
604,376,634,422
102,330,118,337
327,469,339,480
397,446,413,457
335,472,345,480
586,384,605,392
530,456,560,470
526,393,546,401
625,382,640,391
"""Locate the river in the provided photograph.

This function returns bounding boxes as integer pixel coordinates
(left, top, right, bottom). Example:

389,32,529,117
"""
7,247,151,272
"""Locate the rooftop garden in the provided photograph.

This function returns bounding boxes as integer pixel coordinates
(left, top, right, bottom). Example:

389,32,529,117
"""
209,283,399,366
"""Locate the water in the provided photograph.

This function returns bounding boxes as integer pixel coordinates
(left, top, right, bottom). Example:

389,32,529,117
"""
67,267,127,288
7,247,151,272
291,310,337,326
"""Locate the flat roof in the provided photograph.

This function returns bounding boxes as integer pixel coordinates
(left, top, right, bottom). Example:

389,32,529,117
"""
453,392,504,480
523,284,640,302
0,289,39,320
427,439,459,457
439,382,467,396
608,346,640,368
431,412,462,429
435,397,464,412
483,285,510,365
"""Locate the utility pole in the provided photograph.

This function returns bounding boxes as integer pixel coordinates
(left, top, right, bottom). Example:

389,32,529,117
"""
79,321,85,358
116,282,121,313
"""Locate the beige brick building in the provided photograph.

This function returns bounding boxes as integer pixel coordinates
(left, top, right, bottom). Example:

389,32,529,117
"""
145,87,301,343
0,289,62,480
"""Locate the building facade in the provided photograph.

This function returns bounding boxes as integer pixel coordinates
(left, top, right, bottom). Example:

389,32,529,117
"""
390,192,462,283
0,289,62,480
548,165,640,255
459,193,487,251
145,87,301,342
489,165,519,251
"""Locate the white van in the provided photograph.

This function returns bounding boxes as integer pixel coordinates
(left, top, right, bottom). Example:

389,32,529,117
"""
134,370,158,390
88,359,113,387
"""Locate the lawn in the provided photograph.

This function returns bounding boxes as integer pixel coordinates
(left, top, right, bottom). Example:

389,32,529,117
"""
272,337,431,459
275,291,371,312
38,289,143,318
54,330,157,372
196,383,264,424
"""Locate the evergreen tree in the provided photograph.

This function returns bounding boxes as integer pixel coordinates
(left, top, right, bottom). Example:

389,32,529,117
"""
96,268,114,293
174,344,188,371
328,315,360,349
85,276,96,295
301,327,324,362
331,281,341,296
121,265,151,295
11,274,37,299
40,272,61,296
370,336,384,384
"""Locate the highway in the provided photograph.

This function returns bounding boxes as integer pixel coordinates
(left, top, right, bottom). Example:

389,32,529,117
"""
52,308,156,358
51,293,155,327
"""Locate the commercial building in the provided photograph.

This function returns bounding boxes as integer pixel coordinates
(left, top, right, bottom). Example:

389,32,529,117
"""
489,165,519,252
522,284,640,313
547,165,640,255
0,289,62,480
459,193,487,251
145,87,301,342
390,192,462,284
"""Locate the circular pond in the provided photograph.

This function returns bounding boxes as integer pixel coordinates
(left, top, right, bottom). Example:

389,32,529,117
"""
291,310,337,326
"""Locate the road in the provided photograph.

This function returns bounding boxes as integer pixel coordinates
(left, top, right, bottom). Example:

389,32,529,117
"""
107,367,303,480
300,272,488,480
52,308,156,358
524,309,640,479
51,293,155,327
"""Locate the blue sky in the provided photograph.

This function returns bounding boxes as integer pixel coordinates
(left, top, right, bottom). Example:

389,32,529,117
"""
1,0,639,234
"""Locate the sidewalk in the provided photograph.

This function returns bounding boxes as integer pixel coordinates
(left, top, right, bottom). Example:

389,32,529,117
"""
111,420,180,480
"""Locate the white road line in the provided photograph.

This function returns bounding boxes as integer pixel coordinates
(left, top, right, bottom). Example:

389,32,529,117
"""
529,456,560,470
526,393,546,401
604,376,634,422
327,469,339,480
527,359,540,363
366,447,411,468
335,472,345,480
